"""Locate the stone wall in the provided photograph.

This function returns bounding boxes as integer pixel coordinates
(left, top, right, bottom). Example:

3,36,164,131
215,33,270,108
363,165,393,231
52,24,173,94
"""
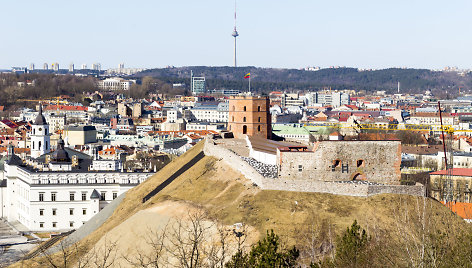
277,140,401,185
204,139,425,197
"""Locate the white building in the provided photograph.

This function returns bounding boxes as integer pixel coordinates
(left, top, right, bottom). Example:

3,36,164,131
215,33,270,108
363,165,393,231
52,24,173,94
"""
189,102,229,123
97,78,134,91
0,140,152,232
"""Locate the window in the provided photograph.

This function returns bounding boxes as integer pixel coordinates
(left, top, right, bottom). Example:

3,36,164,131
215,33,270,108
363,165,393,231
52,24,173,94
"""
39,141,42,150
243,117,246,122
39,193,44,202
257,125,261,132
113,192,118,200
243,125,247,134
70,192,75,201
39,222,44,228
82,209,87,215
357,160,364,167
100,192,106,201
52,209,57,216
70,222,74,227
52,222,57,228
243,106,247,111
51,192,56,201
258,106,261,112
69,208,74,215
39,209,44,216
82,192,87,201
298,165,303,172
258,117,261,122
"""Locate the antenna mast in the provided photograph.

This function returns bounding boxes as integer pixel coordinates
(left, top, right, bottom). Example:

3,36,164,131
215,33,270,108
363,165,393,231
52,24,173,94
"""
232,0,239,67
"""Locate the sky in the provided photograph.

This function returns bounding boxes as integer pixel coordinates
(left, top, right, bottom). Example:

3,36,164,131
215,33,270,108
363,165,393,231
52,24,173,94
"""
1,0,472,70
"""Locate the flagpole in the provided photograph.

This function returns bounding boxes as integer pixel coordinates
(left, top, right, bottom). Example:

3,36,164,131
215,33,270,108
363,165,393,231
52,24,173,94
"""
249,76,251,93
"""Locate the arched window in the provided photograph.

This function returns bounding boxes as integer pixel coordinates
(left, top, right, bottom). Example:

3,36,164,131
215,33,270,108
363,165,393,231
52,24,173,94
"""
45,128,48,135
232,116,234,122
243,117,246,122
257,125,261,132
33,128,35,135
39,141,42,150
258,106,261,112
258,117,261,122
232,106,235,111
243,106,247,111
243,125,247,134
357,160,364,167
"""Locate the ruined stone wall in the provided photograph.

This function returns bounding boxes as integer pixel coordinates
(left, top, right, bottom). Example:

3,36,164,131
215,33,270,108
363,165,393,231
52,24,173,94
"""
204,139,424,197
277,140,401,185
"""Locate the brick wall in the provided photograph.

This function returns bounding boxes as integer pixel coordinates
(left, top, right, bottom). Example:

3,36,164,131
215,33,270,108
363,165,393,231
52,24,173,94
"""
228,96,271,139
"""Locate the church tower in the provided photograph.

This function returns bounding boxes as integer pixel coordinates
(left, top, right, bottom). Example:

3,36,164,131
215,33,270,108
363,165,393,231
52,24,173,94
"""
31,104,50,158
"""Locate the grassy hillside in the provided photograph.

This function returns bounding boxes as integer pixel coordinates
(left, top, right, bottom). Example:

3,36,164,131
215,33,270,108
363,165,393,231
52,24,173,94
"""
14,141,472,267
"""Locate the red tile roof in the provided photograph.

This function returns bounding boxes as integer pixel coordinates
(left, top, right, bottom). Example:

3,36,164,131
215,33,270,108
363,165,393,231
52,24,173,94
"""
45,105,88,111
430,168,472,177
440,201,472,219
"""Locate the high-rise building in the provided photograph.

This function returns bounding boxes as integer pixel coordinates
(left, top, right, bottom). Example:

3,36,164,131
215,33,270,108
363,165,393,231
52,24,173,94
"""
228,95,271,139
119,63,124,69
81,64,87,70
191,77,206,95
52,62,59,71
69,63,74,72
92,63,101,71
43,63,48,70
29,63,35,71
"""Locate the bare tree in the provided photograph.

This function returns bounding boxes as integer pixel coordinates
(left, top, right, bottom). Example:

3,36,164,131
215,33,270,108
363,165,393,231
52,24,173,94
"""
164,211,212,268
123,225,168,268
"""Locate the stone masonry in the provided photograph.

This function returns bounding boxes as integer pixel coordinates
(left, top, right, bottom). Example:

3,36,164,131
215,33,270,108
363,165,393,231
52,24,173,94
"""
277,140,402,185
204,138,424,197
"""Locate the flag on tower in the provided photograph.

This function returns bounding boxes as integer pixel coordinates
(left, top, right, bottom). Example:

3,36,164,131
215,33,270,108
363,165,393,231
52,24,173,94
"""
244,73,251,79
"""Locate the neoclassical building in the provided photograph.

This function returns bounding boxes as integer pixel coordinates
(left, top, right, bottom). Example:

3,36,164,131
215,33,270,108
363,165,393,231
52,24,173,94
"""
0,109,153,231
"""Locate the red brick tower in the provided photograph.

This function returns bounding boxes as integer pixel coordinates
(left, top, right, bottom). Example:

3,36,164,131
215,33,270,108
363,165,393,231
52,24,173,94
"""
228,96,271,139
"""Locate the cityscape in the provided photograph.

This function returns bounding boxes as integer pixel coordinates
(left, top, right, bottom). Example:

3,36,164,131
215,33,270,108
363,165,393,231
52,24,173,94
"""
2,1,472,267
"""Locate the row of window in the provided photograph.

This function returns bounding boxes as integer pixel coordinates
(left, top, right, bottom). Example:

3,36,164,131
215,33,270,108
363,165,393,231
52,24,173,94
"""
232,106,262,112
38,191,118,202
39,221,84,228
39,208,90,216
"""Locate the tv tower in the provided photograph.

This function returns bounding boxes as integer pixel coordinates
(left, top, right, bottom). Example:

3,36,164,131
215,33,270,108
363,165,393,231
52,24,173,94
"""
232,1,239,67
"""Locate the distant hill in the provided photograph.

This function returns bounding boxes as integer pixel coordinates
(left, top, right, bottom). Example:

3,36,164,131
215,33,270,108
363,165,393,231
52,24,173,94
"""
136,66,472,94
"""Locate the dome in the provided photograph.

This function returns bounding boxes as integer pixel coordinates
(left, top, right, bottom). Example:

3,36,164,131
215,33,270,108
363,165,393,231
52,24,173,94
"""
34,104,47,125
51,136,71,162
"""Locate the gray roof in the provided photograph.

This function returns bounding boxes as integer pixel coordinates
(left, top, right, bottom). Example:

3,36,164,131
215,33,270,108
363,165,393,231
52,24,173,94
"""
90,189,100,199
67,125,96,131
34,105,47,125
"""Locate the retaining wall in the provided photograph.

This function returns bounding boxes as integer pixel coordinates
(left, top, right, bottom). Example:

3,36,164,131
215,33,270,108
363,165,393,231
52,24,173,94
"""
204,139,425,197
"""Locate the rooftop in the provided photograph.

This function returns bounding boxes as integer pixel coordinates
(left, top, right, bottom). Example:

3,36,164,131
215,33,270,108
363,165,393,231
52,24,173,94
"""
430,168,472,177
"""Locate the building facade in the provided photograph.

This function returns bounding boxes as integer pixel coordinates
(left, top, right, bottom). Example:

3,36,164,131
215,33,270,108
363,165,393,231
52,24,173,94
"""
228,95,271,139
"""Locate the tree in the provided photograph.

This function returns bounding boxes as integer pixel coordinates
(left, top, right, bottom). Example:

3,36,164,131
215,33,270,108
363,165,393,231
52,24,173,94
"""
226,230,299,268
333,220,369,268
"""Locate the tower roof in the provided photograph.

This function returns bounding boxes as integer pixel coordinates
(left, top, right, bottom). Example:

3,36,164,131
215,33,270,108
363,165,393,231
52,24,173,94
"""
34,104,47,125
51,135,71,163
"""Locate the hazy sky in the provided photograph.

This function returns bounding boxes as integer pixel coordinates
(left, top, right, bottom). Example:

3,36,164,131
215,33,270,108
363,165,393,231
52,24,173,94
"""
1,0,472,70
